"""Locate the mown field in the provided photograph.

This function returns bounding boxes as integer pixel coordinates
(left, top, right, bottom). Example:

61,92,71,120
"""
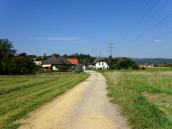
103,69,172,129
0,72,89,129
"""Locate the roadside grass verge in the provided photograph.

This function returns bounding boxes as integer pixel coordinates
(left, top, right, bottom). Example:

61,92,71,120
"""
103,71,172,129
0,72,89,129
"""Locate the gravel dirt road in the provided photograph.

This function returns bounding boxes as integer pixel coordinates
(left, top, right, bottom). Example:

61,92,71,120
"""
18,71,129,129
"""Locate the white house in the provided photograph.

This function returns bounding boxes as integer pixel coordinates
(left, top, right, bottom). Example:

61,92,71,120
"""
94,61,109,69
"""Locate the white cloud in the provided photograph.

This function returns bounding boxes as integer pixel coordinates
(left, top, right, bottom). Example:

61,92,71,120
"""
154,39,161,43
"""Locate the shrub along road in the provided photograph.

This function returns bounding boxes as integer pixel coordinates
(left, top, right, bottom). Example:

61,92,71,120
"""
18,71,129,129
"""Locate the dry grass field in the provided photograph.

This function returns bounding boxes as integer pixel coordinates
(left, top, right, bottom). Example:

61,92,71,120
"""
103,69,172,129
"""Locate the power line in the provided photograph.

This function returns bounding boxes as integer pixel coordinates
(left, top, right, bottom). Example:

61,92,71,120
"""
134,0,150,24
114,16,172,52
140,0,171,25
153,30,172,39
115,0,150,45
136,0,161,24
129,13,172,45
118,3,172,50
112,0,172,53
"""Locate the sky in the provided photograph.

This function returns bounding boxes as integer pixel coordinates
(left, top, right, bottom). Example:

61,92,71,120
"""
0,0,172,58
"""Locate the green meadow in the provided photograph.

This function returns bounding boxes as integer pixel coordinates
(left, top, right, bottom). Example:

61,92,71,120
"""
0,72,89,129
103,69,172,129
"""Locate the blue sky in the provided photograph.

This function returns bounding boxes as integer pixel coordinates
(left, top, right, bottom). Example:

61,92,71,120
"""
0,0,172,58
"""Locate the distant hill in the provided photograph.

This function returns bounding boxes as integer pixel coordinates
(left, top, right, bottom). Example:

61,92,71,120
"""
130,58,172,65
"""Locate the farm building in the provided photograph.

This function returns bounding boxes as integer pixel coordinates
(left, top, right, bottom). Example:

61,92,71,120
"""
42,56,79,71
42,56,71,71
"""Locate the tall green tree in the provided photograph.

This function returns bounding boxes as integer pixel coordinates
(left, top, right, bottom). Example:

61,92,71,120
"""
0,39,16,64
0,39,38,75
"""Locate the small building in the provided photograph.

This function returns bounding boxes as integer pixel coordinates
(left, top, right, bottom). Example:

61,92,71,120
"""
139,64,146,68
42,56,71,71
94,61,109,69
147,64,154,68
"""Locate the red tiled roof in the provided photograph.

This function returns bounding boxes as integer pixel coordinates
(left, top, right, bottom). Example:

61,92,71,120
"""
68,58,79,65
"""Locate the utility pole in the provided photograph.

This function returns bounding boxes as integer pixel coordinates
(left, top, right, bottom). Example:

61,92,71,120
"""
99,51,102,58
107,42,115,58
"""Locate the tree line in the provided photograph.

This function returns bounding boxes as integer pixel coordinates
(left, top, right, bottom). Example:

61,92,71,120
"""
0,39,139,75
0,39,37,75
105,57,139,70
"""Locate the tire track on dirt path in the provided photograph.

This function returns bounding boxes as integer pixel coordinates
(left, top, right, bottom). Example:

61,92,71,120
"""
18,71,129,129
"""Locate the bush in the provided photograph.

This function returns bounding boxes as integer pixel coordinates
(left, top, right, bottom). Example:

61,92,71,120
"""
74,65,83,73
106,57,139,70
57,65,70,72
0,56,38,75
140,67,146,70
